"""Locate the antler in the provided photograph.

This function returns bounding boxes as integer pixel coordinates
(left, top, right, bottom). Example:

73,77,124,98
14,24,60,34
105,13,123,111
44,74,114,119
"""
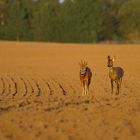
84,61,87,66
79,60,83,66
79,60,88,67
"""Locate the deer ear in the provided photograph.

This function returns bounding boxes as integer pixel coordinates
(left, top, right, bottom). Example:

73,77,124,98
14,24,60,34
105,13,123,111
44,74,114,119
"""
112,56,116,62
108,56,110,60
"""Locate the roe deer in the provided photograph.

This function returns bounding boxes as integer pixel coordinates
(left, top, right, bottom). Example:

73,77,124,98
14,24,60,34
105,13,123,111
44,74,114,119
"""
79,60,92,96
107,56,124,95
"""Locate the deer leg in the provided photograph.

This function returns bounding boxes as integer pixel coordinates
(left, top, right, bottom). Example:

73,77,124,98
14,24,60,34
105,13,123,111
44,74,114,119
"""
85,81,89,95
88,79,90,95
87,85,89,95
85,81,87,95
84,84,86,95
87,81,89,95
116,81,119,95
120,78,122,88
82,82,85,96
111,79,113,94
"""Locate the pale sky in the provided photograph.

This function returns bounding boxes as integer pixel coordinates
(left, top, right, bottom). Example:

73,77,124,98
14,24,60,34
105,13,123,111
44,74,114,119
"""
59,0,65,3
32,0,65,3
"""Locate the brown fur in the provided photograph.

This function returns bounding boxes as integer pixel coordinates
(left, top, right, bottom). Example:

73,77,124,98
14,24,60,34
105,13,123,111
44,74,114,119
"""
107,56,124,95
79,60,92,96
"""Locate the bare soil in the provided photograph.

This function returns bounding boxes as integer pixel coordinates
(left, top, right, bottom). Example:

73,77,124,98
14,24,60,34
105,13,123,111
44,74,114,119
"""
0,41,140,140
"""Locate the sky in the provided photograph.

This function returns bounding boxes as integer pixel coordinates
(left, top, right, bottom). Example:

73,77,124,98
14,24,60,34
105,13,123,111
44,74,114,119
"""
59,0,65,3
32,0,65,3
32,0,114,4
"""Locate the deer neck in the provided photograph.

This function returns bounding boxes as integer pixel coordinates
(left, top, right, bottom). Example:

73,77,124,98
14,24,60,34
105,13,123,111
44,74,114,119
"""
109,67,114,73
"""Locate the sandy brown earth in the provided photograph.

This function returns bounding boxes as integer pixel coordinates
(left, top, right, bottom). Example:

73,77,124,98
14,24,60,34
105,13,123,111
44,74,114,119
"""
0,41,140,140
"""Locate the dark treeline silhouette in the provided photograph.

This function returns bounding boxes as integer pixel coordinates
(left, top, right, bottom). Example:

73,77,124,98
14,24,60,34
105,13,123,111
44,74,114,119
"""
0,0,140,43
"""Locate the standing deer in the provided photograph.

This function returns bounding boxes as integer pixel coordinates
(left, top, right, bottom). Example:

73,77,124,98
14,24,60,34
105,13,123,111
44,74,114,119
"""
79,60,92,96
107,56,124,95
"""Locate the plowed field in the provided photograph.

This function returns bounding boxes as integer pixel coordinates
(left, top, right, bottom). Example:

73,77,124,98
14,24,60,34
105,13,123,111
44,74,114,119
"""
0,42,140,140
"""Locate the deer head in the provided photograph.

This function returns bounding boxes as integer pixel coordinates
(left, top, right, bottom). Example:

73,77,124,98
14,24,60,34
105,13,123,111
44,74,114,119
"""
107,56,115,67
79,60,88,75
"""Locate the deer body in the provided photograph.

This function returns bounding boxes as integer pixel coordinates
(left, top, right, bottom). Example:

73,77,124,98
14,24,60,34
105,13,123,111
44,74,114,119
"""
109,67,124,80
107,56,124,95
79,61,92,96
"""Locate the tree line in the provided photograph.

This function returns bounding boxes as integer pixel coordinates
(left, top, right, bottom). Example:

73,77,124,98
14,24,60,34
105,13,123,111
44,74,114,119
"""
0,0,140,43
